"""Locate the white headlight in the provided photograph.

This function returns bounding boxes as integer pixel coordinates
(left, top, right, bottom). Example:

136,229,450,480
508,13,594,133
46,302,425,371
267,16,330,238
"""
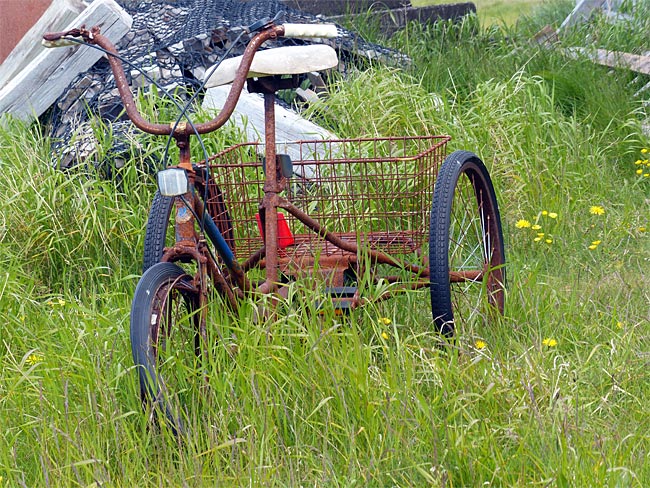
157,168,189,197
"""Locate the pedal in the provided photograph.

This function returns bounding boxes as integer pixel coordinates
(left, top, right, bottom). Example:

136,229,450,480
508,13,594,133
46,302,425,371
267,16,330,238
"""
317,286,359,315
325,286,358,298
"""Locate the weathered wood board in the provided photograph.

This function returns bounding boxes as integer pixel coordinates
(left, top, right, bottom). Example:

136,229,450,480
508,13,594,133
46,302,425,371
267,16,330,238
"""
0,0,86,90
566,48,650,76
0,0,132,124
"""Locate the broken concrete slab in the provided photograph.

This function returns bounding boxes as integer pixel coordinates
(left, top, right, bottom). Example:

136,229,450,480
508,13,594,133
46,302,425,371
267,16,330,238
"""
202,85,337,163
202,84,341,179
0,0,132,124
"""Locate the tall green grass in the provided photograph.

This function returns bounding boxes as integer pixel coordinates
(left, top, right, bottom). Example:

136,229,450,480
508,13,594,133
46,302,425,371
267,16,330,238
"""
1,1,648,485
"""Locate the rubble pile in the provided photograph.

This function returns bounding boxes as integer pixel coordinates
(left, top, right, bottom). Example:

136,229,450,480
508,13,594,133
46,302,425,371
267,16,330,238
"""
0,1,477,169
45,0,411,168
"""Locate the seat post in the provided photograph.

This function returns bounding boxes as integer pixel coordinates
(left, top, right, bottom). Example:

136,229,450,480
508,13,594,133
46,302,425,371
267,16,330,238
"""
248,76,301,292
262,90,280,290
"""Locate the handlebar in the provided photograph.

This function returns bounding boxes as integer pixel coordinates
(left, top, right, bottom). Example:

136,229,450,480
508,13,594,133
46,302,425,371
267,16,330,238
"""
42,22,338,137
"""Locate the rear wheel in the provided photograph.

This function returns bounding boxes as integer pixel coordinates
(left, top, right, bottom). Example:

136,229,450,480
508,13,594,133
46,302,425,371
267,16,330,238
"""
130,262,202,434
429,151,505,337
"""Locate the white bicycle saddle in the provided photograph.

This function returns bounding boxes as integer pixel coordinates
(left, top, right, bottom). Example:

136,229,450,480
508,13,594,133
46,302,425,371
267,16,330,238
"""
204,44,338,88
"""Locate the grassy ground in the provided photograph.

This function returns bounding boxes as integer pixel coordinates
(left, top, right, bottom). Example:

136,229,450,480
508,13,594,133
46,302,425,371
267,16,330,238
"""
1,1,649,486
412,0,546,25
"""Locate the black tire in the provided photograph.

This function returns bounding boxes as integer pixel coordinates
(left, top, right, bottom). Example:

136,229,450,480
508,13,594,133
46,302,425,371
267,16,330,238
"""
142,191,174,272
130,262,201,434
429,150,506,337
142,175,235,272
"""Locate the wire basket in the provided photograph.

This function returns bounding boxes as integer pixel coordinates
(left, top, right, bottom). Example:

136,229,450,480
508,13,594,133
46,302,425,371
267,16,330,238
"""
206,135,450,261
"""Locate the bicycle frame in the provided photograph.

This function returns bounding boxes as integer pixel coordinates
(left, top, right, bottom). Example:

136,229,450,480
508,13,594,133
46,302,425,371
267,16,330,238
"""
44,21,442,311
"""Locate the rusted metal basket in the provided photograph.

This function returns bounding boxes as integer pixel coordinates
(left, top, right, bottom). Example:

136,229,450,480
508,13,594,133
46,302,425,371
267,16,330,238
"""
206,135,450,262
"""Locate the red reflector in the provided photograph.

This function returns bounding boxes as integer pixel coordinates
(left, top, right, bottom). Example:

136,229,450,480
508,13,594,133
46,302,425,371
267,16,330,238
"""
255,212,295,249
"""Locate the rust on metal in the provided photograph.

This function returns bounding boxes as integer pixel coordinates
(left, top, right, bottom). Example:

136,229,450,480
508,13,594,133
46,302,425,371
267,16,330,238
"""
173,197,198,244
261,92,279,291
449,270,483,282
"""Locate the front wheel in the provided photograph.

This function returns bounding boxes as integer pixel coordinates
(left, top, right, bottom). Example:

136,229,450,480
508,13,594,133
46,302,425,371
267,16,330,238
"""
142,173,234,272
429,150,506,337
130,262,202,434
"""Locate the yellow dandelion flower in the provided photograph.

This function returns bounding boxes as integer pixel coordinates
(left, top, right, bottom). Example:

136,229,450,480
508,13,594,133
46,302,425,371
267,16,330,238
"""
642,148,649,154
637,169,644,175
515,219,531,229
541,210,548,216
26,353,44,366
475,340,487,350
531,224,542,230
588,245,598,250
381,332,390,340
379,317,392,326
616,321,623,329
591,240,602,246
536,232,545,237
545,238,553,244
534,237,543,242
639,227,647,232
548,212,558,219
635,160,643,165
589,205,605,215
542,338,558,347
644,173,649,177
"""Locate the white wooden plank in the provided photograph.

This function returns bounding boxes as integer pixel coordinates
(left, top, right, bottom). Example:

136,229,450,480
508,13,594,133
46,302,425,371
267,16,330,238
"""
0,0,132,124
0,0,86,90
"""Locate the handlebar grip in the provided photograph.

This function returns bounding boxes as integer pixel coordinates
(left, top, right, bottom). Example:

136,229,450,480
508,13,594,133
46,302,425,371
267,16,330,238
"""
42,37,79,48
42,29,86,48
282,23,338,38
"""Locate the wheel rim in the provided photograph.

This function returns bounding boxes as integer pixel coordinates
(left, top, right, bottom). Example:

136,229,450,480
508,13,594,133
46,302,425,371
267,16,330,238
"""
147,277,202,428
447,166,505,328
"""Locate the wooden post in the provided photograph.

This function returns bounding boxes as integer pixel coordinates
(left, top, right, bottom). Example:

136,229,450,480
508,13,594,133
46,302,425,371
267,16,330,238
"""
0,0,132,124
